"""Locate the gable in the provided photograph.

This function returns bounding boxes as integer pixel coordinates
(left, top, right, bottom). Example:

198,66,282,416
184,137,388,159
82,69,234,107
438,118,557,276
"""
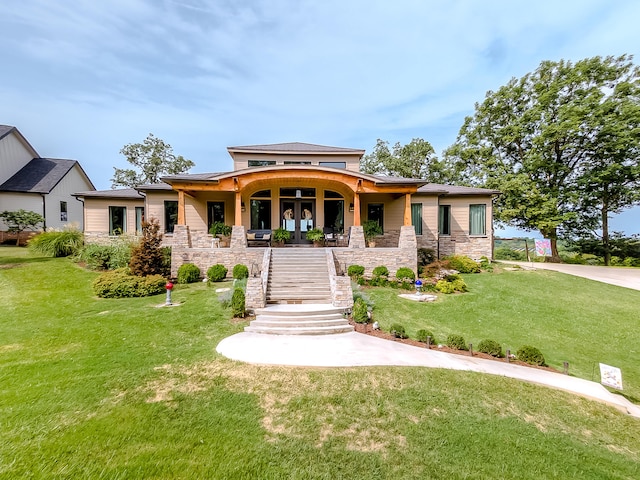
0,127,40,184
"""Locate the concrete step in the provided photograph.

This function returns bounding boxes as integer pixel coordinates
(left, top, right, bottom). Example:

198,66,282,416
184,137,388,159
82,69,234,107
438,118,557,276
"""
254,305,345,316
244,324,353,335
249,317,347,328
246,304,353,335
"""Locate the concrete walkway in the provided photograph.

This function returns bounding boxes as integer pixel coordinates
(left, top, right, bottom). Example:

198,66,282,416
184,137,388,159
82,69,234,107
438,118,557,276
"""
217,331,640,418
499,261,640,291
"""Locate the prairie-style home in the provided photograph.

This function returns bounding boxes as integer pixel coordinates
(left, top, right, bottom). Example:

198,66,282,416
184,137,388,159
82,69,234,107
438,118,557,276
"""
75,142,498,310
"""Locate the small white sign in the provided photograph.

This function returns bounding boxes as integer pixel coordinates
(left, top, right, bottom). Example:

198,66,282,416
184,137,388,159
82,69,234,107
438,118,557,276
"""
599,363,623,390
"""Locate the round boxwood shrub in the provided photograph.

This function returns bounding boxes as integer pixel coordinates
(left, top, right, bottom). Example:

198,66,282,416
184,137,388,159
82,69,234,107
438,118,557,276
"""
416,329,437,344
435,279,455,294
447,255,481,273
231,288,245,318
395,267,415,281
446,334,467,351
347,264,365,277
232,263,249,279
352,297,369,323
92,268,166,298
177,263,201,284
372,265,389,277
517,346,546,366
390,323,407,339
477,339,503,358
207,264,228,282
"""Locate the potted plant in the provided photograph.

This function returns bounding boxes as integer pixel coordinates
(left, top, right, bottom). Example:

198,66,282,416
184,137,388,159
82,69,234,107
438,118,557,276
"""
363,220,383,247
306,228,325,247
272,227,290,247
209,222,232,246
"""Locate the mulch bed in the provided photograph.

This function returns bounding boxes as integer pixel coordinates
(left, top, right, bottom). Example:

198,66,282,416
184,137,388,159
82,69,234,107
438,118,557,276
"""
349,320,561,373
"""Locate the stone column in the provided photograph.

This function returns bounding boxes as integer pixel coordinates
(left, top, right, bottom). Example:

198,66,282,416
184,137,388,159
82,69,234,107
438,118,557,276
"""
348,225,365,249
245,276,265,311
230,225,247,249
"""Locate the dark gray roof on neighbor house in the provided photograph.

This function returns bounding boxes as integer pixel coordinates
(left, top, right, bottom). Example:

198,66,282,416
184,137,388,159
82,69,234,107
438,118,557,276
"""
227,142,365,154
73,188,144,199
0,158,83,193
418,183,500,195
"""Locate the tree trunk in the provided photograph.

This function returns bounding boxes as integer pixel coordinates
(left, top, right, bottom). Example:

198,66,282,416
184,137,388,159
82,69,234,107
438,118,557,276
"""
602,204,611,266
540,227,561,263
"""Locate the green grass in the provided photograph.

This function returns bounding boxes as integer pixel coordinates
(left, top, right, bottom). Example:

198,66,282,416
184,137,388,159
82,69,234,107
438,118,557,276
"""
368,268,640,401
1,247,640,479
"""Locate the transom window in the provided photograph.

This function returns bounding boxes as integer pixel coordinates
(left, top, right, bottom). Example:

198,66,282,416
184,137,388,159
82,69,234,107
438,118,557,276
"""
248,160,276,167
279,188,315,198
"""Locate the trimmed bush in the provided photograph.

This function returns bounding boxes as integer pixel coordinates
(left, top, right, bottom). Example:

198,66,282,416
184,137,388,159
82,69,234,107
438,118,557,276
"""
232,264,249,279
447,255,481,273
177,263,201,284
77,243,133,270
93,268,166,298
372,265,389,278
28,228,84,257
416,329,437,344
477,339,503,358
435,280,455,294
446,334,467,350
395,267,415,281
347,265,365,277
352,297,369,323
390,323,408,339
517,346,546,366
231,288,245,318
435,277,467,294
207,264,228,282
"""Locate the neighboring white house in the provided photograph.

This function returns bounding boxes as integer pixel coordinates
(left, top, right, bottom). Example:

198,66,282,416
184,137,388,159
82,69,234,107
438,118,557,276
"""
0,125,95,242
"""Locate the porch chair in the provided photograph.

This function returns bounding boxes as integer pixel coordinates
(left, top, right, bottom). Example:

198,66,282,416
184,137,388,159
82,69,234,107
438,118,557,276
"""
323,227,337,247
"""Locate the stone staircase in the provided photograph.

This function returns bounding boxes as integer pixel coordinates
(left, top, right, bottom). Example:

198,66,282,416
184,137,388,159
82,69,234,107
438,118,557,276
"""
245,248,353,335
245,304,354,335
266,248,332,304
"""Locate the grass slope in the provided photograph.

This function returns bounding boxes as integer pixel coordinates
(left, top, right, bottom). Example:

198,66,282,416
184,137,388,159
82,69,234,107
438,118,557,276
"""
1,248,639,479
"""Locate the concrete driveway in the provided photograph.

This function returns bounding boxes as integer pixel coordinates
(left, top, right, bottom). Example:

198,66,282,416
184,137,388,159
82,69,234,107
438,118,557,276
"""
499,261,640,291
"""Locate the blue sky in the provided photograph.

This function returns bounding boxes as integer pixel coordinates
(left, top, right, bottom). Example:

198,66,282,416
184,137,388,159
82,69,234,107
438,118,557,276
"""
2,0,639,236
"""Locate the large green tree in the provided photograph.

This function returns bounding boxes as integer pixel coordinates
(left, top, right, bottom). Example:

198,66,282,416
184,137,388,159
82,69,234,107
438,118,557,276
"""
361,138,450,182
112,133,194,188
444,55,640,261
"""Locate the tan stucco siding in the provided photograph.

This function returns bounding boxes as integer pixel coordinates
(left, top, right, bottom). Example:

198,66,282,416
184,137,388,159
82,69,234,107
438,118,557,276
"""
0,132,34,184
144,191,178,233
412,195,439,248
233,152,361,172
438,195,494,259
83,198,144,234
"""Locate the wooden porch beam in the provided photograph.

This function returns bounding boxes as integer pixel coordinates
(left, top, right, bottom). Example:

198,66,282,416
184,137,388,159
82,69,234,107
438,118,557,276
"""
234,191,242,226
353,194,360,226
177,190,186,225
404,193,411,226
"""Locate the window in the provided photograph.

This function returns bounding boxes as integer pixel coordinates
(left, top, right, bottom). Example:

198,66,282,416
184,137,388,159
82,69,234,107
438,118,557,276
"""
411,203,422,235
207,201,225,232
164,201,178,233
60,201,67,221
135,207,144,234
319,162,346,169
279,188,315,198
250,199,271,230
283,161,311,165
469,204,486,235
439,205,451,235
109,206,126,235
248,160,276,167
367,203,384,232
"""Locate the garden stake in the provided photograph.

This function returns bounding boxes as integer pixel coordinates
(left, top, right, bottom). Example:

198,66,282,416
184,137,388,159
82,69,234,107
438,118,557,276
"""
469,343,473,356
563,361,569,375
506,349,510,363
426,336,431,349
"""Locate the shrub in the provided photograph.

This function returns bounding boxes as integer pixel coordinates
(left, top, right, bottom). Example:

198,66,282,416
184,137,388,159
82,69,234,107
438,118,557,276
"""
517,346,546,366
446,334,467,350
129,219,167,277
207,264,228,282
416,329,437,344
233,264,249,279
477,339,503,357
372,265,389,277
347,265,365,277
390,323,407,339
93,268,166,298
451,278,468,292
231,288,245,317
28,228,84,257
435,280,455,294
209,221,232,236
447,255,481,273
177,263,201,284
417,248,436,267
77,240,134,270
352,286,374,309
421,259,452,278
395,267,415,281
352,297,369,323
494,246,527,261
